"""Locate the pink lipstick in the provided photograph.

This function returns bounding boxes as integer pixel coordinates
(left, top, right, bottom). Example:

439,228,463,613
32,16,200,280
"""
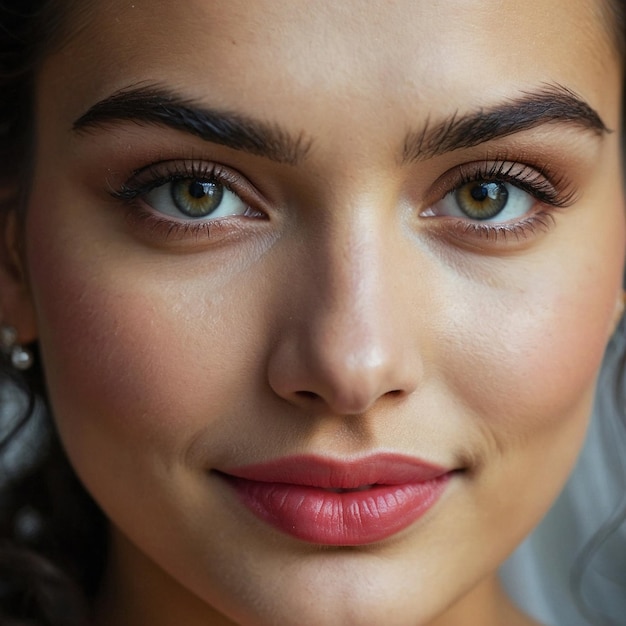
218,454,451,546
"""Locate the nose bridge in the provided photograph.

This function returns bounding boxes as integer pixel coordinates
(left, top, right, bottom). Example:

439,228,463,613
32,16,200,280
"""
318,219,393,368
268,202,421,415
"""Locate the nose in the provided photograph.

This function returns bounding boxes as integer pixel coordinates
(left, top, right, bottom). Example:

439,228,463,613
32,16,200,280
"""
267,217,422,416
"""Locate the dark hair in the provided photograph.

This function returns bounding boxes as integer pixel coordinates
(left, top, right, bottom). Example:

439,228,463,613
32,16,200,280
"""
0,2,624,625
0,3,110,624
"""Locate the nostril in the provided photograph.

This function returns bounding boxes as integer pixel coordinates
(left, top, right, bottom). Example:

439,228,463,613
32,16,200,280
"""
295,390,321,401
386,389,404,399
293,387,405,412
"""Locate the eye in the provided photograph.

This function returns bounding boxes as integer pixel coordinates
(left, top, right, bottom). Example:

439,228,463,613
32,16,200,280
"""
144,177,249,220
430,180,534,223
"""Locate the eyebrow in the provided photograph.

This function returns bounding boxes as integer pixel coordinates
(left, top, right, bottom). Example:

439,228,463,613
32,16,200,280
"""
72,84,313,166
402,84,609,163
73,83,608,167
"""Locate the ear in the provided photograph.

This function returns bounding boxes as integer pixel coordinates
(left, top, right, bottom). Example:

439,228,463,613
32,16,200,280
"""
0,210,37,343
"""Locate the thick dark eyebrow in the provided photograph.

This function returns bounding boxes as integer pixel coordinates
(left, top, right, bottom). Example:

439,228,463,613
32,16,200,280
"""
72,85,313,166
402,84,609,163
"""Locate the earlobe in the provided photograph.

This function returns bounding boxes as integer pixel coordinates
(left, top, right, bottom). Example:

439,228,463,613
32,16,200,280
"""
0,210,37,344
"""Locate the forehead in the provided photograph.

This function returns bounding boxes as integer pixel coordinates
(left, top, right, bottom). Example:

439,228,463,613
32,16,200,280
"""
43,0,621,136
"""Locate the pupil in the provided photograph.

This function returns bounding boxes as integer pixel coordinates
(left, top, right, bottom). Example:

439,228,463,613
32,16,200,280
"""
455,181,508,220
171,178,224,217
188,181,207,199
470,184,490,202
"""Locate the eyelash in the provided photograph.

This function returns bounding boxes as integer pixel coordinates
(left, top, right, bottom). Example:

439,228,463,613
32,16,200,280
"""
429,159,576,242
110,157,576,245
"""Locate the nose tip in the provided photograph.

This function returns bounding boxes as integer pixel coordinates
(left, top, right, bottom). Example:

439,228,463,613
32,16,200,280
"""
268,330,420,416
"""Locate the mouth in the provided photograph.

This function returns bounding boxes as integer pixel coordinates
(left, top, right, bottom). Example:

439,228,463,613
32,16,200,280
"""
323,485,375,493
216,454,453,546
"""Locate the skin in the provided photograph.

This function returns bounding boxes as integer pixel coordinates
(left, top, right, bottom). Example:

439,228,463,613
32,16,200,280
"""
0,0,624,624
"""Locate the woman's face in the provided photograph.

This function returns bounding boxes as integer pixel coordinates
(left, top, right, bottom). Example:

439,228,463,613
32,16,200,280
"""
14,0,625,624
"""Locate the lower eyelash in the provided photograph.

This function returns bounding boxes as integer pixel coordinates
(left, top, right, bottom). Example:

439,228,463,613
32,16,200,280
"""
452,210,557,242
123,204,216,241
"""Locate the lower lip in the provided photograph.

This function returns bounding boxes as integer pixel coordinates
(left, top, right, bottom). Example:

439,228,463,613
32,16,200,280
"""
222,474,450,546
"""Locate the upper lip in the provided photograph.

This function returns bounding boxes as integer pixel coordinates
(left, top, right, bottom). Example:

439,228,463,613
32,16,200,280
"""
219,453,451,489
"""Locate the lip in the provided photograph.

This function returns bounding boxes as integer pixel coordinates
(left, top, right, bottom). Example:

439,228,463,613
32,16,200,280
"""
217,454,452,546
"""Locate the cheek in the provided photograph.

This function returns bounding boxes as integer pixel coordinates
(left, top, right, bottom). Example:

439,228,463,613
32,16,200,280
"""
451,284,609,423
441,206,625,459
25,219,249,463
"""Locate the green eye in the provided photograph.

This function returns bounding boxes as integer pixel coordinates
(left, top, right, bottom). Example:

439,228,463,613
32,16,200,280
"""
430,179,534,224
171,179,224,218
144,176,249,221
454,182,508,220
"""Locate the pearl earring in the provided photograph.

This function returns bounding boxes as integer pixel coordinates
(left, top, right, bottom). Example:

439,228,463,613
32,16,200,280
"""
0,325,34,371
